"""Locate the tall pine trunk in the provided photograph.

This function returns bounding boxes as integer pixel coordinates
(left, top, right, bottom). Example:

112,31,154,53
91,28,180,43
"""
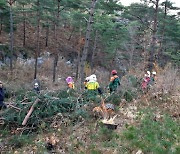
53,55,58,82
52,20,57,82
9,2,14,73
75,28,84,80
158,0,167,62
90,30,98,72
148,0,159,71
45,24,49,47
52,0,60,82
23,4,26,47
34,0,40,79
80,0,98,86
76,49,81,80
0,16,2,35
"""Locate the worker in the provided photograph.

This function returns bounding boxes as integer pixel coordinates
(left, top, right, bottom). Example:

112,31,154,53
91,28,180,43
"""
141,71,151,92
0,81,7,109
109,70,120,93
149,71,157,86
85,74,102,95
84,76,90,88
66,76,75,89
34,82,40,94
151,71,157,82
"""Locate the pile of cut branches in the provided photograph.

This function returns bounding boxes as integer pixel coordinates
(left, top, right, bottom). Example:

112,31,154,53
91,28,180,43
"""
0,89,82,127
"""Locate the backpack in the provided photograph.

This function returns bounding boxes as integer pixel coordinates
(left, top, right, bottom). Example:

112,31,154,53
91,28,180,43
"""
113,77,120,86
109,76,120,92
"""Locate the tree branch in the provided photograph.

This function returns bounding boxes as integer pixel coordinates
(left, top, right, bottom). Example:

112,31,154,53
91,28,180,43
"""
22,98,40,126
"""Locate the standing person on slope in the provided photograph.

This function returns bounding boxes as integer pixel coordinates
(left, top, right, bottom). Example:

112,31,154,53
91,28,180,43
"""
66,76,75,89
141,71,151,93
109,70,120,93
85,74,102,95
0,81,7,110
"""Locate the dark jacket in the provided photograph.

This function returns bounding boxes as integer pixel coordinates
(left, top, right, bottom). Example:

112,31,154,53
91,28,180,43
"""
34,87,40,94
0,88,5,102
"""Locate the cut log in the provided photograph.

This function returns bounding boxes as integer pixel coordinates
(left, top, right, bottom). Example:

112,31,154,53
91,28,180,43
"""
22,98,40,126
101,115,118,130
103,123,118,130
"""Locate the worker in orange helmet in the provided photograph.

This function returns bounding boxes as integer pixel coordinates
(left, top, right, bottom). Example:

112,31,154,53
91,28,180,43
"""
109,70,120,93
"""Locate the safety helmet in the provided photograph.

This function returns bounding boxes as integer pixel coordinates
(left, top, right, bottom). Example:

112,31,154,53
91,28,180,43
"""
152,71,156,75
34,83,39,86
91,74,97,80
111,70,117,75
146,71,150,77
89,74,97,82
66,76,73,83
147,71,150,75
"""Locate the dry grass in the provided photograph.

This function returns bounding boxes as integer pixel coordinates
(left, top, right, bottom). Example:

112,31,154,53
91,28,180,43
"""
0,58,74,91
151,63,180,96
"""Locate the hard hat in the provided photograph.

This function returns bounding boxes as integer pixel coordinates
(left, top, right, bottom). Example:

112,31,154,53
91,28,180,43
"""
111,70,117,75
34,83,39,86
91,74,97,81
146,71,150,77
147,71,150,75
66,76,73,83
89,74,97,82
152,71,156,75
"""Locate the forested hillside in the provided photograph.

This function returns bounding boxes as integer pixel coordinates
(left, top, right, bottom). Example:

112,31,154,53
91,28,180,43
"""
0,0,179,153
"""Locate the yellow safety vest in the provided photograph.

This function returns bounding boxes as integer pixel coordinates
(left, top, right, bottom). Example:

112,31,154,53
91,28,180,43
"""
86,82,99,90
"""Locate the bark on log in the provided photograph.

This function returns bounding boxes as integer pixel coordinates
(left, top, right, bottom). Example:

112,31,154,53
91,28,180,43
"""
22,98,40,126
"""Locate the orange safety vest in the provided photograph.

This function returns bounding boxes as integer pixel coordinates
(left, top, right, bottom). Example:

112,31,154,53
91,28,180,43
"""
68,82,75,89
110,75,119,82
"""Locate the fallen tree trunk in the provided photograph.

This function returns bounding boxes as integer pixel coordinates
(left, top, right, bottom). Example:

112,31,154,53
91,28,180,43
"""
22,98,40,126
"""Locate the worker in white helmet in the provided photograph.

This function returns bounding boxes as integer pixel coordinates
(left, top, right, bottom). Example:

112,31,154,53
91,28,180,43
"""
84,74,102,95
150,71,157,86
34,82,40,94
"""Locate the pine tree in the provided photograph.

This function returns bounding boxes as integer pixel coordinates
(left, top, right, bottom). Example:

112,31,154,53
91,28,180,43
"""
0,0,9,35
80,0,99,87
7,0,16,73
